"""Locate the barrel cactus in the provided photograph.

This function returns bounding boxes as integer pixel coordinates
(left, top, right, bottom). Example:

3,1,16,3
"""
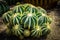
2,4,52,39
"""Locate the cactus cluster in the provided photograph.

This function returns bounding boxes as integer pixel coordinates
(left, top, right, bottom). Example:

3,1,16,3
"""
2,4,52,39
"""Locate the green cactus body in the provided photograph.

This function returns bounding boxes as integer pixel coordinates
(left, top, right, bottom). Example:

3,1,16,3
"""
11,13,21,25
38,13,49,25
41,23,50,36
12,24,23,36
21,12,37,29
31,23,50,37
31,25,42,37
13,5,24,15
25,5,38,14
3,11,12,24
2,4,52,38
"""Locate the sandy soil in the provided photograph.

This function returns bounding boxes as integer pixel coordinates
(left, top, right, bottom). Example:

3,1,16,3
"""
46,9,60,40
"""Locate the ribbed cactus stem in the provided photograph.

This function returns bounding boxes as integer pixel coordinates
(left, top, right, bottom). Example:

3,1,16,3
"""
24,23,26,28
30,7,32,13
36,18,38,27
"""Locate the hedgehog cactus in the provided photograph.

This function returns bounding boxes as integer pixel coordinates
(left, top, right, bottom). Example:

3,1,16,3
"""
2,4,52,39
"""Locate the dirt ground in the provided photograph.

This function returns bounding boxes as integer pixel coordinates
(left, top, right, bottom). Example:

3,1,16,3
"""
46,8,60,40
0,7,60,40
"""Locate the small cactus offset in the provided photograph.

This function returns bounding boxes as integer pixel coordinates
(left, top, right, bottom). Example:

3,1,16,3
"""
2,4,52,39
